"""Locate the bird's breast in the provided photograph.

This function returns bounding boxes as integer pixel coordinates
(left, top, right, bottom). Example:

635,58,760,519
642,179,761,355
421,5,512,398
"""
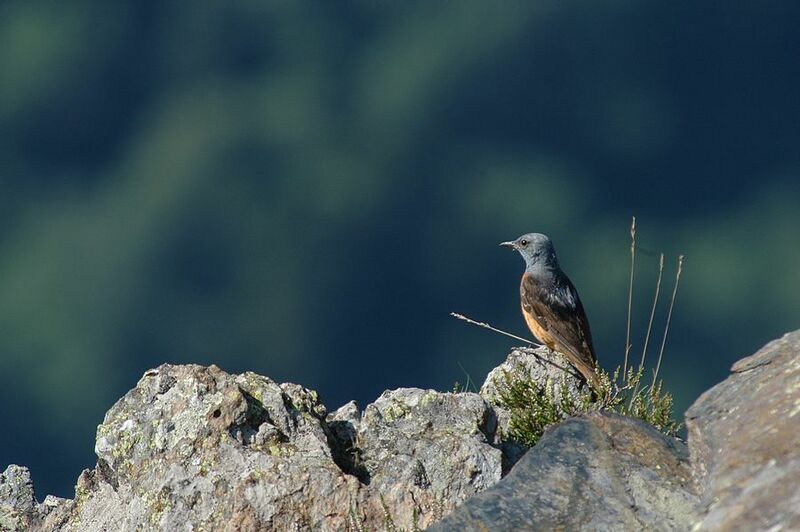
521,302,556,349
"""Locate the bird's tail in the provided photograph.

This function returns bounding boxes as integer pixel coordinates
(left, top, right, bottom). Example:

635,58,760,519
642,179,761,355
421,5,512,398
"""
573,359,601,392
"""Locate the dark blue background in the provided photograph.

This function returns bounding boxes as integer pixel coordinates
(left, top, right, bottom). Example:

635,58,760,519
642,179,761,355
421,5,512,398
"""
1,1,798,499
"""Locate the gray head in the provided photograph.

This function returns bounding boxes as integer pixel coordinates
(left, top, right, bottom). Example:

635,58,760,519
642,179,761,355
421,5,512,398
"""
499,232,560,270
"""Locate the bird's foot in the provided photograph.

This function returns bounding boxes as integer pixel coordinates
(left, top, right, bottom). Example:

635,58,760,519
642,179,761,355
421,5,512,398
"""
518,344,544,353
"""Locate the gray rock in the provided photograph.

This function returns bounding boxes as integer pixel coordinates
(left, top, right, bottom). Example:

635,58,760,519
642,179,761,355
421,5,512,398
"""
73,364,359,531
0,464,37,531
326,400,365,485
0,465,70,531
355,388,502,528
5,333,799,531
686,330,800,531
7,364,505,531
430,412,700,531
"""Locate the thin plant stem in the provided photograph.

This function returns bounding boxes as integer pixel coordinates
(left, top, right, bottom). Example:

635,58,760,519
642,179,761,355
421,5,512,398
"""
450,313,540,347
652,255,684,389
639,253,664,371
456,361,475,393
628,253,664,408
624,216,636,379
450,312,575,375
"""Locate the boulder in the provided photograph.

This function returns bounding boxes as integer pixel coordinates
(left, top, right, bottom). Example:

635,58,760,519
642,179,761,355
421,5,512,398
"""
430,412,700,531
686,330,800,530
74,365,359,531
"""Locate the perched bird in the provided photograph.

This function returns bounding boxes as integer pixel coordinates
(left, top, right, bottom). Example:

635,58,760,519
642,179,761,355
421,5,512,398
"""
500,233,600,389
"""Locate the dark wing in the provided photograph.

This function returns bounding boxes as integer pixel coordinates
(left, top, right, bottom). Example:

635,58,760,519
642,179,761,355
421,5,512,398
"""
521,273,597,370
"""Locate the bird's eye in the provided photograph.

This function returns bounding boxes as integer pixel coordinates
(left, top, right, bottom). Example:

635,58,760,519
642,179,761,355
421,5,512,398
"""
519,239,528,247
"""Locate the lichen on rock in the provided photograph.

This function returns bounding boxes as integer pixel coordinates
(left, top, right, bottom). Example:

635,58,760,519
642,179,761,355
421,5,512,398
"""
2,363,507,530
2,331,799,531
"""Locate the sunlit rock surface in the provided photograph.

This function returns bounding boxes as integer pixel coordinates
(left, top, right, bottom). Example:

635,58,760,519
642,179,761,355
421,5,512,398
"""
686,330,800,531
2,331,798,530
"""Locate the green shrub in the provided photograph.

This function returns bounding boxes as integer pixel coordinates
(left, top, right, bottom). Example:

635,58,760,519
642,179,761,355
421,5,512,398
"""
496,363,680,449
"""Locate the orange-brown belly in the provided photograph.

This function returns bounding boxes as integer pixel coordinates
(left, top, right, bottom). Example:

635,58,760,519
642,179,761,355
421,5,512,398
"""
522,305,556,350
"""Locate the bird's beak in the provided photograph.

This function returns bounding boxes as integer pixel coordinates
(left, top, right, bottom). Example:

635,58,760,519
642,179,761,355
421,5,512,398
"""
499,241,516,249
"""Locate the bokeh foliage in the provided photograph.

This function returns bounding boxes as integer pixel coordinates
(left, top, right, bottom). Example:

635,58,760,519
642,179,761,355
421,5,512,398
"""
1,1,799,497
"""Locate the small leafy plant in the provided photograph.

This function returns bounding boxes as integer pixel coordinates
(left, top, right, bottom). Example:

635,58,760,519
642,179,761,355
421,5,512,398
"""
496,369,592,448
496,363,680,449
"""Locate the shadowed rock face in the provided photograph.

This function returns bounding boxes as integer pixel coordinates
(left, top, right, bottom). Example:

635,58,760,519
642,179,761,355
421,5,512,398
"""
430,412,700,531
1,332,798,531
686,331,800,531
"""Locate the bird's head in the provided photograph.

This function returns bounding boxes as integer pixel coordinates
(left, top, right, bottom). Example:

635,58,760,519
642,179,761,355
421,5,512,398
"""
499,232,559,269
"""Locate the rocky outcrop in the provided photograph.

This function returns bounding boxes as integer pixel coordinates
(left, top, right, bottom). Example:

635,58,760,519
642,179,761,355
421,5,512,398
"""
436,330,800,530
0,349,568,531
1,364,506,531
686,331,800,530
2,332,799,531
0,465,70,531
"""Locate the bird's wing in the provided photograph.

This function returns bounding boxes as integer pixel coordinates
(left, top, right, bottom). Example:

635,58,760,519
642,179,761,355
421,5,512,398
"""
521,273,597,369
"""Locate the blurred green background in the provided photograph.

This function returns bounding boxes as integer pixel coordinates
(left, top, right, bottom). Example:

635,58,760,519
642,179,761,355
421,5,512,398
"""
1,1,799,498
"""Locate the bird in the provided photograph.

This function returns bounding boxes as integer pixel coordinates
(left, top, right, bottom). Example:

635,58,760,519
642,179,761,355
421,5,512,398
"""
500,233,600,389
